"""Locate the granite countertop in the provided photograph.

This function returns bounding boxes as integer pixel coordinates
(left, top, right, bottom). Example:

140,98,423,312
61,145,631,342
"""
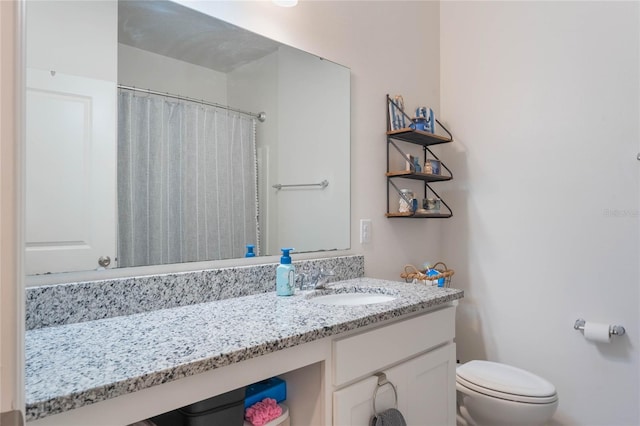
25,278,463,421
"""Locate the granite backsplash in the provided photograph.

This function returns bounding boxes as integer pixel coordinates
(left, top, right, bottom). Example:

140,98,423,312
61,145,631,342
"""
26,255,364,330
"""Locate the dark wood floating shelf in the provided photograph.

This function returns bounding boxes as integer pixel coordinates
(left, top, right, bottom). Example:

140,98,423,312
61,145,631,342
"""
386,170,452,182
385,212,453,219
386,128,452,147
385,95,454,219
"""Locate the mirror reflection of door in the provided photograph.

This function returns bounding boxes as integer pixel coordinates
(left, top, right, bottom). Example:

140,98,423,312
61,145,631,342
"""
25,0,118,275
25,69,117,275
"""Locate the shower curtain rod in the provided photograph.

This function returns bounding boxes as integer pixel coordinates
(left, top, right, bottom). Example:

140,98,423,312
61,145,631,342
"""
117,84,266,122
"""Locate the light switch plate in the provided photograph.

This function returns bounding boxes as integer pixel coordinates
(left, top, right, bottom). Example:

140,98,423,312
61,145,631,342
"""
360,219,372,244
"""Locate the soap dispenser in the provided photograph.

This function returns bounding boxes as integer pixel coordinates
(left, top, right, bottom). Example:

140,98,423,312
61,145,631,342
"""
276,248,295,296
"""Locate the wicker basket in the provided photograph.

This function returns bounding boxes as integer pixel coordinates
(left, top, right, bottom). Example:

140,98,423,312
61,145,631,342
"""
400,262,454,287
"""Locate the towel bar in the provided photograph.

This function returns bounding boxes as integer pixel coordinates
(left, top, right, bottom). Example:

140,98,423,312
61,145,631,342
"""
372,372,398,416
272,179,328,190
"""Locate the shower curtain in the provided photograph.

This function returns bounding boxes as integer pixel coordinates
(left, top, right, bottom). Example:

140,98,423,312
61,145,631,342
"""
117,89,259,267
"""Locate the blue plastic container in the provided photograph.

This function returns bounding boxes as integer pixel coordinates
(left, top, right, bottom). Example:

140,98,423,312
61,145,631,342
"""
245,377,287,409
427,268,445,287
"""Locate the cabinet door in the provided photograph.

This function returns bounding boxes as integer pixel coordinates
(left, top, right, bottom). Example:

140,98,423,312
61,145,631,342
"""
400,343,456,426
333,375,395,426
333,343,456,426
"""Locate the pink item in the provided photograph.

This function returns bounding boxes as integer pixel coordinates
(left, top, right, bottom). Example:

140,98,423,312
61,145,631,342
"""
244,398,283,426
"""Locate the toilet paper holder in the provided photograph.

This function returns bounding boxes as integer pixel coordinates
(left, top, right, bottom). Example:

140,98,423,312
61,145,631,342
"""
574,318,626,337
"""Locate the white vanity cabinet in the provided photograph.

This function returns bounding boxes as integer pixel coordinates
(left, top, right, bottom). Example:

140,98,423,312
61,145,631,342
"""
331,306,457,426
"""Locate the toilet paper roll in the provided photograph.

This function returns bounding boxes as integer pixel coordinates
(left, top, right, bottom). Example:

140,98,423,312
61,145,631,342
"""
584,322,611,343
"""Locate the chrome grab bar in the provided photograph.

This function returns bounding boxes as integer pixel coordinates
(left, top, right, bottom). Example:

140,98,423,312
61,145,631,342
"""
272,179,329,190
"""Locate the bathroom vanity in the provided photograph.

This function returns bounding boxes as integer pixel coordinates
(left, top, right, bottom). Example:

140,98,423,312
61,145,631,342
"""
25,278,462,425
21,2,461,424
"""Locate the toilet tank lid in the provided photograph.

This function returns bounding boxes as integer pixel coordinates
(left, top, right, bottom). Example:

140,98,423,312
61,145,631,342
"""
457,360,556,397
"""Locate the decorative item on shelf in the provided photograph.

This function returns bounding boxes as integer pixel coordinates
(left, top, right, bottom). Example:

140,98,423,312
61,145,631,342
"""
423,198,441,213
406,155,424,173
423,159,441,175
410,107,435,133
388,95,407,130
400,262,454,288
398,189,415,213
410,117,428,132
386,95,452,140
412,156,422,173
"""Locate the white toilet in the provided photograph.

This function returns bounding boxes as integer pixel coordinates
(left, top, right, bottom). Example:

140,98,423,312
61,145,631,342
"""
456,360,558,426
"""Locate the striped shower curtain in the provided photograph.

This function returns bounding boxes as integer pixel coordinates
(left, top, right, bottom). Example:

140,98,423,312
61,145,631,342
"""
117,89,259,267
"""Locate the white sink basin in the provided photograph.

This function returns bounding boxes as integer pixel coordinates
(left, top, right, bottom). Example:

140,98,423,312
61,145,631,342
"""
309,292,396,306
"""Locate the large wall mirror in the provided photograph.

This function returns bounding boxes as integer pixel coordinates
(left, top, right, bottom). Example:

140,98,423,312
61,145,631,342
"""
24,0,350,277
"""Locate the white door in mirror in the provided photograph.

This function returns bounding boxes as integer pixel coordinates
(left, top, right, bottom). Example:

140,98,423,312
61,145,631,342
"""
25,69,117,275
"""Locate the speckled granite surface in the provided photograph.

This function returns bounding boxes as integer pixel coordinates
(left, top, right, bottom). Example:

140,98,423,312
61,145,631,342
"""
25,278,463,421
26,255,364,330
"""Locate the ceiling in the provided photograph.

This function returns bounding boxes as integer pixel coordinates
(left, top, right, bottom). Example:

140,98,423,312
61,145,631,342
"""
118,0,281,73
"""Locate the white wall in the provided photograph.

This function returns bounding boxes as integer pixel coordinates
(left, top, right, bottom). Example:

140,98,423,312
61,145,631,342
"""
180,0,443,279
228,51,279,255
118,44,228,104
275,45,350,254
26,0,116,80
440,2,639,424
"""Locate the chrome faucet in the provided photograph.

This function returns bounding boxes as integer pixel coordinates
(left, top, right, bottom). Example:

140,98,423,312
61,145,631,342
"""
297,268,336,290
310,268,336,289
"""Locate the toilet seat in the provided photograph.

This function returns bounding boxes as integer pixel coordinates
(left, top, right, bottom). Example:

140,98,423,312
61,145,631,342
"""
457,376,558,404
456,361,558,405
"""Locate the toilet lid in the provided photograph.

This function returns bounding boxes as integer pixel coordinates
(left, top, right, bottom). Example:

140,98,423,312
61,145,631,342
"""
457,361,557,400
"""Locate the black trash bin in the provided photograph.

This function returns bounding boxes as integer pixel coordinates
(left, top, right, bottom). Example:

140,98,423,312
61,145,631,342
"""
151,387,246,426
